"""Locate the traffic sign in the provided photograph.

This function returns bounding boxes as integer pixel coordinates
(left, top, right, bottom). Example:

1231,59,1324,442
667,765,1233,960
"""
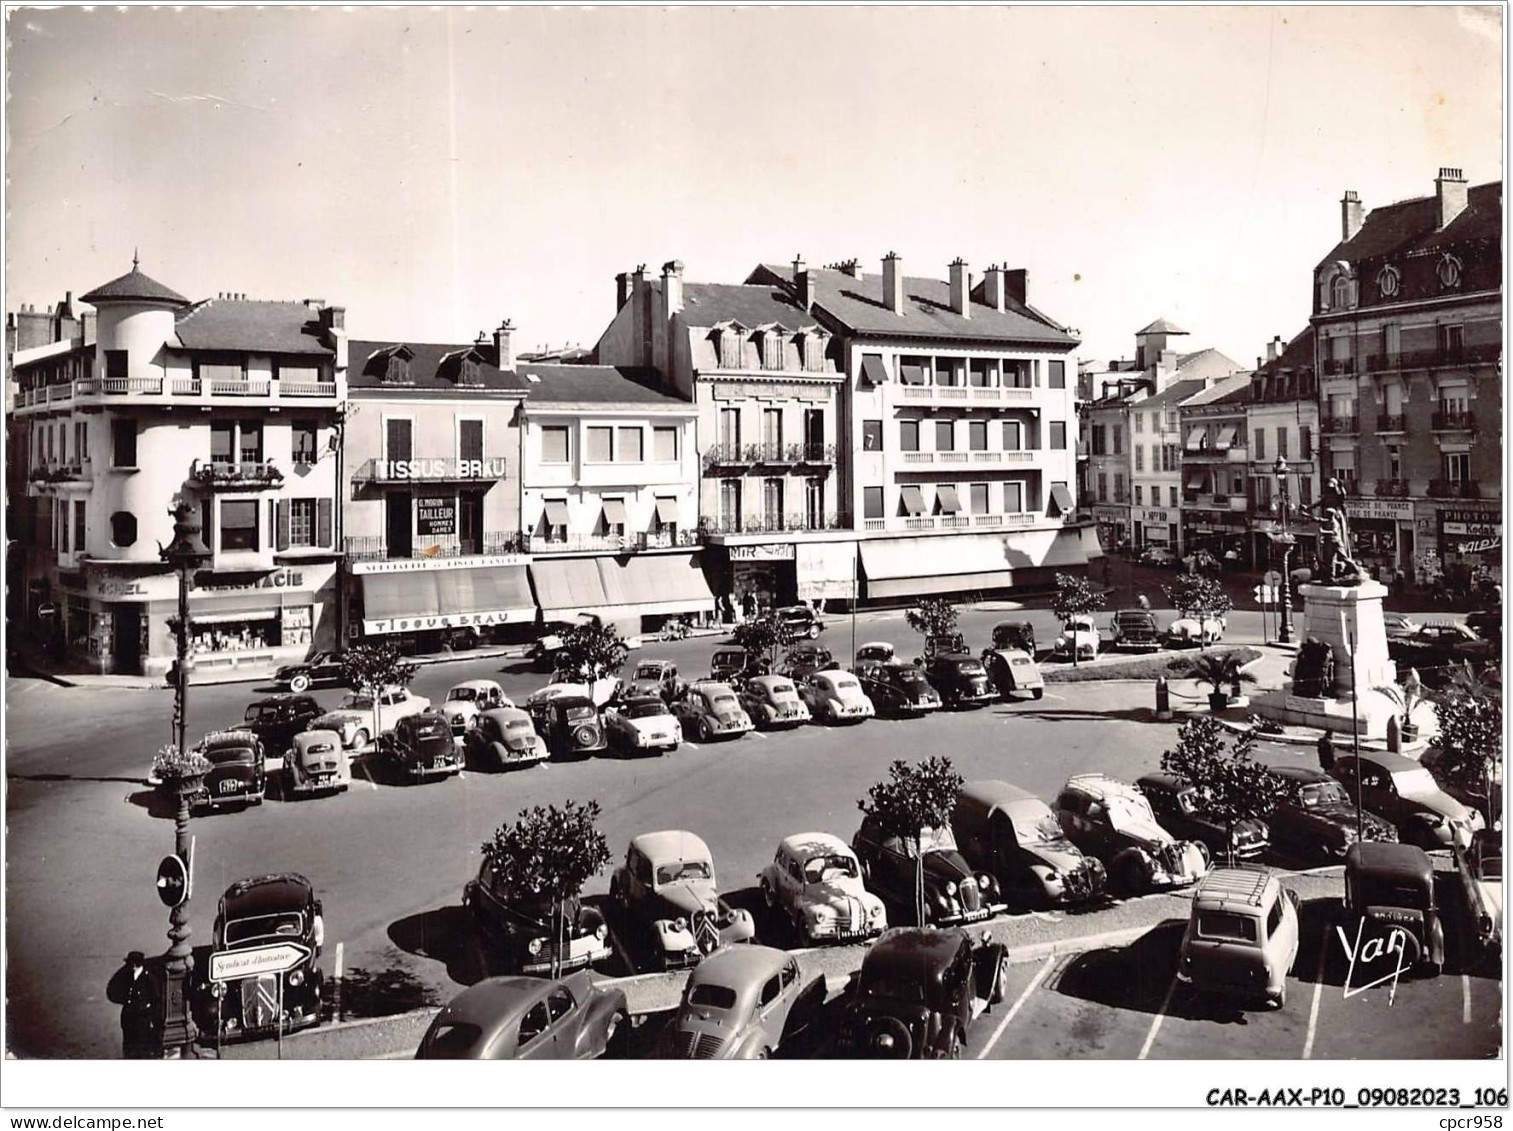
155,855,189,908
1253,585,1278,606
209,942,312,982
1263,570,1283,589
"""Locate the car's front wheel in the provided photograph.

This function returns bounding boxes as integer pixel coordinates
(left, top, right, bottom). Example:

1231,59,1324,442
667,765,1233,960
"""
351,730,370,754
807,625,820,639
289,674,311,693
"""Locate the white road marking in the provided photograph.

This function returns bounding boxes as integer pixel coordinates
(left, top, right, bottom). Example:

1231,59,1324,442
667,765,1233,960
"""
975,954,1054,1059
1138,975,1179,1060
1462,974,1472,1024
1303,932,1327,1059
334,941,344,981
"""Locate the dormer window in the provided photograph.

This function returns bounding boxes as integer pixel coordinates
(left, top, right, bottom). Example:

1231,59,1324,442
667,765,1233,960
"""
460,358,480,385
385,354,411,384
1330,275,1351,309
717,326,743,369
761,330,785,371
801,330,828,372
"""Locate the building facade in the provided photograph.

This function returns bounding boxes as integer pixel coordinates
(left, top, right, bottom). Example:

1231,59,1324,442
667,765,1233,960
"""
1244,329,1322,571
11,264,346,678
1175,376,1252,564
1312,170,1502,588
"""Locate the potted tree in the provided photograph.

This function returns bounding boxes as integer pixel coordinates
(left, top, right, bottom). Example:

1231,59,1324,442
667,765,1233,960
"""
554,621,630,703
1374,668,1427,741
1161,716,1288,866
1051,572,1107,669
151,742,213,799
339,642,419,751
857,757,964,927
1189,651,1257,713
731,611,798,679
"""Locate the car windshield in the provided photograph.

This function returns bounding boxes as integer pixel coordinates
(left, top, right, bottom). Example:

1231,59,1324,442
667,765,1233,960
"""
243,706,267,721
1390,768,1440,798
224,912,304,946
804,854,859,883
421,1023,483,1059
1012,805,1063,845
714,653,743,665
627,702,668,719
656,859,713,885
1010,656,1032,667
1197,911,1258,943
860,970,927,1003
908,825,958,853
565,706,596,722
1070,619,1095,632
204,744,255,766
687,984,738,1010
447,687,486,702
302,741,337,757
633,665,665,680
1299,781,1351,808
1358,878,1429,909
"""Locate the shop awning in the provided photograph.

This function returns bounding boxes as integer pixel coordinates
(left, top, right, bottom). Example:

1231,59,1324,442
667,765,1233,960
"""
654,497,678,523
1214,425,1238,450
542,499,570,526
1185,472,1206,490
860,355,888,387
936,486,962,514
797,542,858,600
1041,527,1091,568
190,593,284,625
900,485,926,516
601,498,628,527
1078,524,1106,560
1047,483,1075,517
1185,427,1207,451
899,364,927,386
1144,527,1170,543
530,559,607,619
532,554,715,620
361,563,535,635
859,529,1087,601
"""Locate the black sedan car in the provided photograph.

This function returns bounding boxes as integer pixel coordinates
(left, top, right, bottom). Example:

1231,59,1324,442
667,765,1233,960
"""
191,731,267,810
779,643,837,681
241,694,324,757
1267,765,1397,862
273,651,345,694
853,661,941,717
922,653,997,709
464,860,612,976
200,873,324,1041
777,604,825,639
852,814,1006,927
1388,622,1496,685
381,711,463,782
1136,772,1268,862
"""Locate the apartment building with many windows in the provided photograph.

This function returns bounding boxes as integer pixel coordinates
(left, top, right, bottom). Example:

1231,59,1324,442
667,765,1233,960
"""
1312,170,1502,586
1243,329,1322,571
1175,375,1252,564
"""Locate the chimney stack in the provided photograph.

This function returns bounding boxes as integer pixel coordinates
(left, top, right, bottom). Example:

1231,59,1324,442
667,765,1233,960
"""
1435,167,1468,229
793,255,814,313
318,305,346,332
661,260,685,317
882,252,903,315
982,265,1006,312
616,271,633,311
1266,335,1281,362
949,259,970,318
494,319,514,370
1341,190,1364,242
1003,268,1028,308
833,259,863,279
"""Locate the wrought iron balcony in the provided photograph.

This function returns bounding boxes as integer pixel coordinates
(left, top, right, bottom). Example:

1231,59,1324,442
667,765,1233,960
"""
189,459,284,489
1320,414,1358,435
698,512,849,536
343,532,526,562
1432,410,1475,432
28,461,89,484
702,442,836,470
1376,413,1406,433
1427,479,1480,499
524,530,701,554
1322,357,1356,376
1374,478,1410,497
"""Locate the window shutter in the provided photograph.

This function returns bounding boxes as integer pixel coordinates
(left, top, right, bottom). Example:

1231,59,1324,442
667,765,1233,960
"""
317,499,333,547
276,500,291,551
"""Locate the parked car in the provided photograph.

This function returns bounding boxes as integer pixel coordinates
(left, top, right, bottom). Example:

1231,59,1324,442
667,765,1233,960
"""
241,694,324,757
738,675,812,730
661,945,826,1059
834,927,1008,1059
1177,866,1301,1009
1331,752,1484,849
1344,842,1445,976
190,730,267,810
1053,616,1100,662
1383,612,1425,640
778,642,837,681
759,832,888,945
273,650,345,694
623,659,686,703
1455,829,1502,965
463,859,611,975
1136,772,1269,862
851,814,1006,926
1108,609,1162,652
1165,616,1226,648
798,669,876,725
1388,622,1496,684
284,730,351,798
989,620,1036,656
441,680,513,744
854,641,896,665
1140,545,1176,567
603,696,682,755
523,681,592,730
416,973,627,1060
538,695,607,758
777,604,825,639
916,653,991,709
380,711,463,782
524,633,566,673
853,661,941,717
1463,609,1502,651
671,681,754,742
920,632,968,664
1053,774,1209,894
609,830,757,969
952,780,1107,909
200,873,324,1041
313,686,432,752
465,707,549,770
710,647,759,683
1267,765,1398,862
979,648,1045,701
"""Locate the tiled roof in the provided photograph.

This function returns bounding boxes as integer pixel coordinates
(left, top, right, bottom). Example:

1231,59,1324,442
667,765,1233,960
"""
1137,377,1208,411
1318,181,1501,267
516,363,692,409
348,339,527,392
80,266,188,306
1256,326,1316,376
175,300,334,355
750,263,1076,346
681,282,818,329
1137,316,1187,335
1180,373,1252,409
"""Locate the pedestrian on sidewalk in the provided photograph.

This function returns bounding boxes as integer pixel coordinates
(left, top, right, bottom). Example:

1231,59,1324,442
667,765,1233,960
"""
1317,730,1335,774
117,951,163,1059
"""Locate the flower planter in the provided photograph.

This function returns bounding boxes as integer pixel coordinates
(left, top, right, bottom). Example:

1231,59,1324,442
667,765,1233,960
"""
1208,691,1230,712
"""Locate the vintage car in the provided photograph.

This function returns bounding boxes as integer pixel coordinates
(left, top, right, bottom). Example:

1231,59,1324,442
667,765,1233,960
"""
854,641,896,665
759,832,888,945
609,831,757,969
313,685,432,752
1140,545,1177,567
524,633,567,673
537,695,607,758
284,730,351,797
440,680,514,744
416,973,627,1060
662,945,826,1060
1178,866,1301,1009
1136,772,1269,861
273,650,345,694
835,927,1008,1059
853,661,940,717
463,859,612,976
1164,615,1227,648
1388,622,1496,685
1053,616,1100,662
465,707,549,770
1108,609,1162,652
380,710,463,782
1344,842,1445,976
1331,752,1484,849
852,815,1006,926
778,643,837,681
919,632,968,664
990,620,1037,656
1455,829,1502,964
603,696,682,755
523,681,592,728
201,873,324,1041
1267,764,1399,862
1464,609,1502,651
777,604,825,639
923,653,997,709
710,647,761,683
623,659,686,703
1052,774,1209,894
1383,612,1425,641
241,694,324,757
979,648,1045,701
671,681,753,742
952,780,1107,909
798,669,876,725
738,675,812,730
189,731,267,809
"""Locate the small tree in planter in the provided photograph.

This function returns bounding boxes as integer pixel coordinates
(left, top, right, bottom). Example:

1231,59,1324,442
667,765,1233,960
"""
858,757,964,926
906,598,960,640
481,799,612,978
1163,573,1233,651
151,742,213,794
1161,716,1288,865
1051,572,1107,668
1188,651,1257,712
731,611,798,675
1429,681,1503,828
1373,668,1428,741
340,642,419,747
554,621,630,684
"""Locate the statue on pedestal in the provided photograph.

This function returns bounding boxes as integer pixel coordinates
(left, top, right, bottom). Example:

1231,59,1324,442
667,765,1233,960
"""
1300,477,1365,585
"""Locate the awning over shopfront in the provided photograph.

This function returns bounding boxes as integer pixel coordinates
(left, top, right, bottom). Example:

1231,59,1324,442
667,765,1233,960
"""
361,562,535,635
654,497,678,523
1078,524,1106,560
860,527,1088,600
531,553,715,621
797,542,858,601
1185,472,1206,490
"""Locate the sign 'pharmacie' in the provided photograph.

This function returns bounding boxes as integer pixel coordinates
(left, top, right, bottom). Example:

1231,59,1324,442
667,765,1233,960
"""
379,457,508,480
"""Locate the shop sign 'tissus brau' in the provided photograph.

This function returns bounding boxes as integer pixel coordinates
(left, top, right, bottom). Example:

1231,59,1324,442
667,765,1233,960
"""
380,458,507,480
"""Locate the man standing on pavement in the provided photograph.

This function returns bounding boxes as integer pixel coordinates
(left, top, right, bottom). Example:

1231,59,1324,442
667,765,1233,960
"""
1317,730,1335,774
119,950,163,1059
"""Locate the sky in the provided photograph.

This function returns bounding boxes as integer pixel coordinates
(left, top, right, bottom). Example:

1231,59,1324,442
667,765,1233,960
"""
4,5,1504,368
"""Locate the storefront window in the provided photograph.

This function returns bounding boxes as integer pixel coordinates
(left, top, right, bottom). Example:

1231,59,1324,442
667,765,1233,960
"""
220,500,259,552
190,616,280,656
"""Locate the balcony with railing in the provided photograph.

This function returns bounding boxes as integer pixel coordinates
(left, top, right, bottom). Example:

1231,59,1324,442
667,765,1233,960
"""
524,528,702,554
1320,414,1359,435
1428,479,1481,499
343,532,527,562
1322,357,1356,376
1432,409,1476,432
698,512,850,538
701,442,836,470
1368,342,1501,372
1376,413,1406,434
1374,478,1411,497
189,459,284,490
897,383,1036,406
27,460,92,493
14,373,339,414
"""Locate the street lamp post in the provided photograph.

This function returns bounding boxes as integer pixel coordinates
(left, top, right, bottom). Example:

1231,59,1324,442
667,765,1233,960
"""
1272,456,1295,645
160,500,211,1058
